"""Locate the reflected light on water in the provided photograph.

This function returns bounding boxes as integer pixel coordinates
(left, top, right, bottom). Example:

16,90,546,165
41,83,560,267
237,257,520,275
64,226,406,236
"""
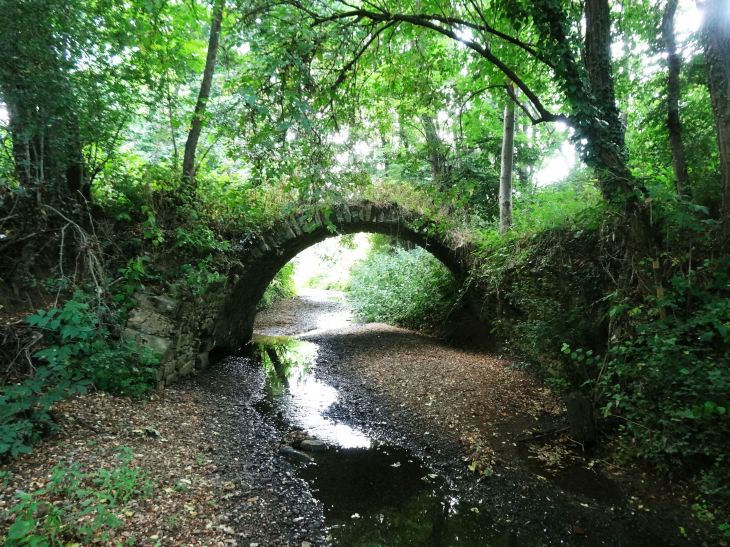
284,369,371,449
252,333,370,448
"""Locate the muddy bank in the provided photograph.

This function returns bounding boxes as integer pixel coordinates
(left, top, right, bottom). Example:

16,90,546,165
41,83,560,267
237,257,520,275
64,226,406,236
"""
185,291,705,546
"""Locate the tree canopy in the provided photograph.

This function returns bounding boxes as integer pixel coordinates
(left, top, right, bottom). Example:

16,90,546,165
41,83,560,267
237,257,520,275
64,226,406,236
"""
0,0,728,246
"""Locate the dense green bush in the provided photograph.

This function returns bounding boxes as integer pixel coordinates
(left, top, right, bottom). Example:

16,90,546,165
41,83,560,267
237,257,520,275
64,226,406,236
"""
27,292,159,396
259,262,298,309
349,246,461,329
598,257,730,497
304,272,350,291
0,292,159,457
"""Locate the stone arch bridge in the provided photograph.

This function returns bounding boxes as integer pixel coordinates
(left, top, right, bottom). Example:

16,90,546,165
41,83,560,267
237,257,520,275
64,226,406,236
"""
125,201,474,388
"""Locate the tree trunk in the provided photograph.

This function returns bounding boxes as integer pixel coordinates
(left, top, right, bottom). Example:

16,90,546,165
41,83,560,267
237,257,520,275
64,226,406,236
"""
0,0,85,204
422,114,449,186
181,0,224,188
584,0,657,265
584,0,635,199
662,0,691,195
565,392,598,446
499,101,515,235
5,97,84,204
699,0,730,239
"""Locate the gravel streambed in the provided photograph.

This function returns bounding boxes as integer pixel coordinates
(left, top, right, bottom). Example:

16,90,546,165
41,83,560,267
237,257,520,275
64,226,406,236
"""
1,291,705,547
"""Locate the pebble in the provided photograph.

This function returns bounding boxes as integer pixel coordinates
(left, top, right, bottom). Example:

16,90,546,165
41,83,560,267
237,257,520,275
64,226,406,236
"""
299,439,327,452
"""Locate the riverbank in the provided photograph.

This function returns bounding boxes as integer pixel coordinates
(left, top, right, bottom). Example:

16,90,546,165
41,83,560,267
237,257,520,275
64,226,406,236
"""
1,291,714,546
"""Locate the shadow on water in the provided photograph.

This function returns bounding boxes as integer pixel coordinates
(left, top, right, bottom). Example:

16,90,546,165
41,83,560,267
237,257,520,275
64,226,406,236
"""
251,334,540,547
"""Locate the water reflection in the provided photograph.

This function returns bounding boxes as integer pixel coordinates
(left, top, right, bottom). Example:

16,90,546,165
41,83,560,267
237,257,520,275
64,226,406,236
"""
252,333,539,546
253,335,370,448
299,444,540,547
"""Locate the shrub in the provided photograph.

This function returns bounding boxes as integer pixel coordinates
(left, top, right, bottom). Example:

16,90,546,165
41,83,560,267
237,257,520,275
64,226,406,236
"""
26,292,159,397
600,258,730,496
349,247,461,329
304,272,350,291
175,225,230,255
0,292,159,457
259,262,297,309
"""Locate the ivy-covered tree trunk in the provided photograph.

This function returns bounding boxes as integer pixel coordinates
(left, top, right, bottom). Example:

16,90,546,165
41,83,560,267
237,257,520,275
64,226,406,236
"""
662,0,690,195
499,101,515,235
699,0,730,240
582,0,657,273
422,114,449,186
181,0,224,189
583,0,633,196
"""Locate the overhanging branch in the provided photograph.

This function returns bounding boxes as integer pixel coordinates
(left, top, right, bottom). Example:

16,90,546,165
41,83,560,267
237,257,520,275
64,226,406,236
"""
310,8,570,126
331,21,398,91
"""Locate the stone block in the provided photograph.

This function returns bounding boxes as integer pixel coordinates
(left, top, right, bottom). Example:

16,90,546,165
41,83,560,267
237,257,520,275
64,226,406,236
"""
124,328,173,354
362,203,372,222
287,216,303,236
342,204,352,223
300,439,327,452
126,307,176,338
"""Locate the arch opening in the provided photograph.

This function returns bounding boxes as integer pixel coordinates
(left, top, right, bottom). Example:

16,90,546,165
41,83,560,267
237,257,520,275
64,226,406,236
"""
212,205,469,354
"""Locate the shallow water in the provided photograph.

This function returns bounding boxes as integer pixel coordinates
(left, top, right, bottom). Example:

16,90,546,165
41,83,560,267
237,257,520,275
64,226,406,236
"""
251,334,541,546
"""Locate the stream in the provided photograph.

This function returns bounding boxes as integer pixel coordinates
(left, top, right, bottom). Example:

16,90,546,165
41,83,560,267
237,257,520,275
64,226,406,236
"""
196,289,678,547
252,333,537,546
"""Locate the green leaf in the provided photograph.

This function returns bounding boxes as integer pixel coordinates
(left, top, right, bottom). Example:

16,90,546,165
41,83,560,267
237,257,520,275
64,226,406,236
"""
8,517,34,539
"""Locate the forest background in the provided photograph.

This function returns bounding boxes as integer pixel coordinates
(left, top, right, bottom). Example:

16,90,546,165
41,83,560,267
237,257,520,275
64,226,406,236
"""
0,0,729,540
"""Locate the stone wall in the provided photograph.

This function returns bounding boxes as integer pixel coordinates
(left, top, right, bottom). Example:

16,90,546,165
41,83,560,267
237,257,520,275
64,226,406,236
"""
125,283,234,389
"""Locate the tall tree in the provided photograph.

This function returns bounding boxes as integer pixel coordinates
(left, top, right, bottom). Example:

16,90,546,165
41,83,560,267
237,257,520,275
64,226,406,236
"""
662,0,691,194
0,0,84,203
698,0,730,238
181,0,225,189
300,0,656,256
499,100,516,235
422,115,450,186
0,0,148,204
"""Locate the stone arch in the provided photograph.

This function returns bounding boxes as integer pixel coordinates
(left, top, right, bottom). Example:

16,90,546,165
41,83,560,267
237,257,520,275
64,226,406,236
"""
212,202,471,352
126,201,473,387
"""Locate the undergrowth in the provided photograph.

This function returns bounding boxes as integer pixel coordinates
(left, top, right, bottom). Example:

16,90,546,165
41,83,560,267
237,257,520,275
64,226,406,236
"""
3,446,151,546
349,245,462,330
259,262,297,309
1,290,158,458
469,180,730,536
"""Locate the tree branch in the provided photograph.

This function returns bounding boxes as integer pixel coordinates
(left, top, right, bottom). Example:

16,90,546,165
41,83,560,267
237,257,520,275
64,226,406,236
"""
505,85,542,124
312,8,553,69
313,9,569,126
331,21,398,90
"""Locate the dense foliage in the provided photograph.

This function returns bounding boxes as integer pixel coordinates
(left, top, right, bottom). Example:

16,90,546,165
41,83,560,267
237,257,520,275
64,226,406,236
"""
349,242,461,330
258,262,297,309
3,447,152,545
